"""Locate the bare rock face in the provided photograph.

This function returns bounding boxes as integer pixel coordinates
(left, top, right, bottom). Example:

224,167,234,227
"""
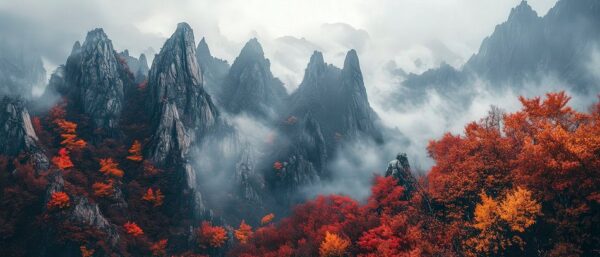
195,38,230,101
234,144,263,202
69,196,120,246
0,97,49,171
147,22,219,145
288,50,382,151
63,29,127,134
219,38,287,119
148,102,191,164
269,113,327,200
385,152,417,195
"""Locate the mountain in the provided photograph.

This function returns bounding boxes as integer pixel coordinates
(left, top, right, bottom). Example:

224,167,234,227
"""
51,28,132,136
399,0,600,105
287,50,383,151
0,41,46,98
118,49,149,82
195,37,230,100
219,38,287,119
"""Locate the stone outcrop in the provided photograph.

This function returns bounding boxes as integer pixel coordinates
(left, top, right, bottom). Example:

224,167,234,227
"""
0,97,49,171
62,29,129,134
219,38,287,119
195,38,230,100
118,49,149,82
385,153,417,195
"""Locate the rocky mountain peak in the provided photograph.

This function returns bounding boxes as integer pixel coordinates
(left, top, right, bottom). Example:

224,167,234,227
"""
219,38,287,119
507,1,539,22
196,37,212,60
195,37,230,99
71,41,81,55
60,27,127,136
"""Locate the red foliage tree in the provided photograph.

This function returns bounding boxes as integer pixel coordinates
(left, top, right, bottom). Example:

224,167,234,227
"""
99,158,124,178
52,148,74,170
126,140,143,162
196,221,228,249
124,221,144,237
47,191,70,210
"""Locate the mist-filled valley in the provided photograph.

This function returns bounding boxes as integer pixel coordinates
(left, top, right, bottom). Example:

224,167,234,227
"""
0,0,599,256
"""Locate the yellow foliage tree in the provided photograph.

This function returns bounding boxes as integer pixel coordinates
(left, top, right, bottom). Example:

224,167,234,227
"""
319,231,350,257
498,187,542,233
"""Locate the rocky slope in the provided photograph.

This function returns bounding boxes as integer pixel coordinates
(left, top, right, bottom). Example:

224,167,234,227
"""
118,49,149,82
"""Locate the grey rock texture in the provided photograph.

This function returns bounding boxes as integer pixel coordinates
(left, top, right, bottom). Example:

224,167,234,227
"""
69,196,120,246
385,152,417,195
234,144,263,202
62,29,128,134
147,22,219,145
0,41,46,99
118,49,149,82
220,38,287,119
195,38,230,101
287,50,382,151
0,97,49,171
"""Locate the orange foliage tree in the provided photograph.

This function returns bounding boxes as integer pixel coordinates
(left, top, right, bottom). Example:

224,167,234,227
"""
319,231,350,257
47,191,70,210
124,222,144,237
234,220,253,243
80,246,95,257
92,180,114,197
260,213,275,225
99,158,124,178
142,188,164,207
126,140,143,162
196,221,228,249
52,148,74,170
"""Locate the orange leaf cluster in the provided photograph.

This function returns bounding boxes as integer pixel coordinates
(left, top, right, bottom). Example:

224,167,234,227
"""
47,191,70,210
319,231,350,257
150,239,168,256
99,158,124,178
52,148,74,170
124,222,144,237
92,180,114,197
234,220,253,243
142,188,164,207
196,221,228,249
54,117,87,151
126,140,143,162
260,213,275,225
273,161,283,170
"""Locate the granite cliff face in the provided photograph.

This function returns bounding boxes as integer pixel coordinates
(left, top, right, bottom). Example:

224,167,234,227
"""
59,29,129,135
147,22,219,147
195,38,230,101
220,38,287,119
288,50,382,151
0,97,49,171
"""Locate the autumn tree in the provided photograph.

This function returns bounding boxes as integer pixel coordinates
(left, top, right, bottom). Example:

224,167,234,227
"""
124,222,144,237
260,213,275,225
52,148,74,170
142,188,164,207
150,239,168,256
99,158,124,178
196,221,228,249
464,187,541,256
47,191,70,210
126,140,143,162
92,180,114,197
273,161,283,170
319,231,350,257
234,220,253,243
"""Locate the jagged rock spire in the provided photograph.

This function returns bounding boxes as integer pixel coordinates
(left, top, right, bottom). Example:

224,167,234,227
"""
219,38,287,119
62,28,127,135
195,37,230,99
147,22,219,141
